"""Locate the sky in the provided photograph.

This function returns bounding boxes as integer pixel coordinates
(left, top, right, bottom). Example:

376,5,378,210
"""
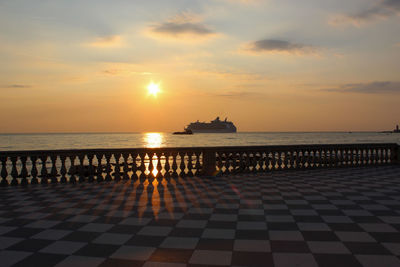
0,0,399,132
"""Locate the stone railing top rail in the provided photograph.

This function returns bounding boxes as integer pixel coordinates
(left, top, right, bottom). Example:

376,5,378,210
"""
0,143,397,156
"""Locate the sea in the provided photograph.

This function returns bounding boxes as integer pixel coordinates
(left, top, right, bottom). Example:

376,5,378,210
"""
0,132,399,151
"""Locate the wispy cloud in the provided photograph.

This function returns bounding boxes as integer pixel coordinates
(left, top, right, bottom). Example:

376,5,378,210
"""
147,12,216,41
244,39,316,55
87,35,123,48
330,0,400,26
212,90,263,98
102,69,152,76
2,84,32,88
325,81,400,93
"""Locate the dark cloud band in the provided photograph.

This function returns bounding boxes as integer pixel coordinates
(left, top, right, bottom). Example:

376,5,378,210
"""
325,81,400,93
248,39,314,54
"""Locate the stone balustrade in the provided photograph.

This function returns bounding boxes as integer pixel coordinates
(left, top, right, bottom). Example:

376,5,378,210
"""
0,143,398,186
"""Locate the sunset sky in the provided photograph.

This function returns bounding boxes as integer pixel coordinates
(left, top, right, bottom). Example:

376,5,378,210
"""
1,0,399,132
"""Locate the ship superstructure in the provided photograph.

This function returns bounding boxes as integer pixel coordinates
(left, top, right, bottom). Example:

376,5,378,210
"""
185,117,237,133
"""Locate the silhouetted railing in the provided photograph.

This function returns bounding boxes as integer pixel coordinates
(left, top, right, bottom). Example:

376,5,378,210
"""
0,143,398,186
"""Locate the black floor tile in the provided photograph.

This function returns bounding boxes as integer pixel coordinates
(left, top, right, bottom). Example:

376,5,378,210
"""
169,228,204,237
314,254,362,267
13,252,67,267
235,230,269,240
149,248,193,263
267,222,298,230
108,225,142,234
99,258,144,267
125,235,165,247
270,240,310,253
75,243,120,257
3,227,43,238
206,221,237,229
62,231,101,242
344,242,391,255
8,239,53,252
231,251,273,267
302,231,339,241
196,238,234,250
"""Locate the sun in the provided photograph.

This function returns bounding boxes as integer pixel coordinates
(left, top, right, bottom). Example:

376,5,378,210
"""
147,82,161,97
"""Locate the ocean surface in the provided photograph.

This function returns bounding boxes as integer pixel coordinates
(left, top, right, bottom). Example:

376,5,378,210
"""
0,132,399,151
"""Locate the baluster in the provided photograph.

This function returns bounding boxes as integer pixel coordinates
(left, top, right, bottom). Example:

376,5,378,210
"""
0,156,8,186
288,151,294,169
179,152,186,177
366,149,371,165
147,152,154,178
294,150,300,169
245,152,251,172
40,155,48,184
139,152,147,181
163,152,171,179
156,152,163,180
342,149,347,166
171,152,178,178
216,152,223,175
383,148,387,164
283,151,289,170
231,152,237,173
20,156,28,186
376,148,381,164
270,151,276,170
252,151,258,173
50,155,58,184
87,154,95,183
338,149,343,167
349,148,353,165
114,153,121,182
266,151,272,171
308,150,314,168
78,155,86,183
331,148,337,167
195,151,201,176
122,153,130,180
96,153,104,182
10,156,19,186
30,156,38,184
60,155,67,183
277,151,283,170
69,155,77,184
360,149,365,166
224,152,231,174
130,153,138,180
187,152,194,177
104,153,112,182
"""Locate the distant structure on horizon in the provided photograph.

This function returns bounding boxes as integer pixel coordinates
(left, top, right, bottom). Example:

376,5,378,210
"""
382,124,400,133
185,117,237,133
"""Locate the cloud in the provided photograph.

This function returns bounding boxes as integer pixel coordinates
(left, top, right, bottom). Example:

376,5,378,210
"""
213,90,263,98
325,81,400,93
87,35,123,48
2,84,32,88
330,0,400,26
147,12,216,41
102,69,152,76
244,39,315,55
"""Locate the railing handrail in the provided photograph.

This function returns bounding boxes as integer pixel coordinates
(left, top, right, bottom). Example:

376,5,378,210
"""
0,143,397,156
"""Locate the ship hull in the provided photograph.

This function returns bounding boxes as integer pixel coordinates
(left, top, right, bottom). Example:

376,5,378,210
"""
187,128,237,133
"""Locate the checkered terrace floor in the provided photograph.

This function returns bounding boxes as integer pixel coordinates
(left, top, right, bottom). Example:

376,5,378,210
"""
1,166,400,267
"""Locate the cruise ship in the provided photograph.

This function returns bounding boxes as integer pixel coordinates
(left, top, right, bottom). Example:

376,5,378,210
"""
185,117,237,133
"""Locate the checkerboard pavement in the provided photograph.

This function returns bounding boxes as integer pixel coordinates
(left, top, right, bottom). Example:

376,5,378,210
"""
1,166,400,267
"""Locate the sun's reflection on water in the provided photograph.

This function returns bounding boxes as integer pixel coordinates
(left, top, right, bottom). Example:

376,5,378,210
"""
144,132,164,148
143,132,164,177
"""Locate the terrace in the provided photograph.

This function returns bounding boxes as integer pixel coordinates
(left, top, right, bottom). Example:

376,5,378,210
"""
1,143,400,266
